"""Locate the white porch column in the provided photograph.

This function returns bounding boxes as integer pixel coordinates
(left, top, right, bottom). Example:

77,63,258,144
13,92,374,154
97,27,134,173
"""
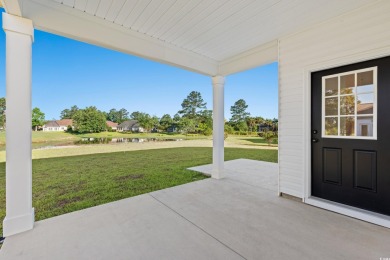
212,76,225,179
2,13,34,237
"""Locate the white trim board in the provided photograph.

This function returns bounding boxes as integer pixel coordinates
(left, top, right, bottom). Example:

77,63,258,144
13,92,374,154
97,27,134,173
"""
303,46,390,227
305,197,390,229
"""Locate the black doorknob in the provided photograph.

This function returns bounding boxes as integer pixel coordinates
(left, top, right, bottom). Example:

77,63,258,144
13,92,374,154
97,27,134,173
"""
312,130,318,134
312,138,318,143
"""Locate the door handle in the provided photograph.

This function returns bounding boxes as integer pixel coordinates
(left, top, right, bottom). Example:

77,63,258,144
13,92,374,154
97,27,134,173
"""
312,138,318,143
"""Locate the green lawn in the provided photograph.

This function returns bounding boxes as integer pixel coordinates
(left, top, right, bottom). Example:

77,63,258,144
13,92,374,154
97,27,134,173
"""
241,137,278,145
0,147,277,236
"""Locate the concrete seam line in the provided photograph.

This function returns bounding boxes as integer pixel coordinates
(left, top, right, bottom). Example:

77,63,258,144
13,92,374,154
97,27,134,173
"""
225,178,277,193
149,194,247,260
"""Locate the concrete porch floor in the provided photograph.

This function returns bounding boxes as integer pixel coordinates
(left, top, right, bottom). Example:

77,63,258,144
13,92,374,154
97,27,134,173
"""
0,159,389,260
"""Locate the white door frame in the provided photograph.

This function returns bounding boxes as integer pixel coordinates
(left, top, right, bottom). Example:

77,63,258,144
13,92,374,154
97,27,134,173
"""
302,46,390,228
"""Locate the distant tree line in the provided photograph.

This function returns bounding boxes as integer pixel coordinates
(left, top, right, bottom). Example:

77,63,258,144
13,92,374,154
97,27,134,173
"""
0,94,278,135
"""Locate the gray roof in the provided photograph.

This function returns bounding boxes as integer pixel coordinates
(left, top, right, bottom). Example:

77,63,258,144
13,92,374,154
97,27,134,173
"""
118,120,140,129
44,121,60,128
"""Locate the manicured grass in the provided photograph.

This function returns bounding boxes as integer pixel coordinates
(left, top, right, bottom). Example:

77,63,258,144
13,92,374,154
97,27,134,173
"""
241,138,278,145
226,136,278,147
0,147,277,236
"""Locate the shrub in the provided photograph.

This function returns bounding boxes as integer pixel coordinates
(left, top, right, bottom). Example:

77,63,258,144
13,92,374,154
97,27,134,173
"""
66,125,73,133
259,131,278,146
224,124,234,134
203,128,212,136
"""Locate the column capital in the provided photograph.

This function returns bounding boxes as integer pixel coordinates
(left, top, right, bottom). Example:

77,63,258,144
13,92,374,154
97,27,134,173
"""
3,13,34,42
212,75,225,86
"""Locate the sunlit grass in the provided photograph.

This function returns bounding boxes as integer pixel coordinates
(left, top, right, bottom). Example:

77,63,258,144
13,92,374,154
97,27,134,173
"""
0,147,278,236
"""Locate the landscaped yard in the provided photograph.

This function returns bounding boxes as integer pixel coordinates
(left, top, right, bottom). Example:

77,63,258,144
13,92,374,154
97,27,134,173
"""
0,147,278,236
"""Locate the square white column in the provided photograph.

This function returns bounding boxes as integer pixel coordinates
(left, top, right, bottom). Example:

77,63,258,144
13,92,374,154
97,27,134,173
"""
2,13,35,237
212,76,225,179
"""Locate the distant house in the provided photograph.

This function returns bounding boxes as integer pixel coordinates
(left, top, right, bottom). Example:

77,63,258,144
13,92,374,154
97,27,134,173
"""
167,124,179,133
43,119,73,131
117,120,144,132
357,103,374,136
257,124,271,132
106,121,118,131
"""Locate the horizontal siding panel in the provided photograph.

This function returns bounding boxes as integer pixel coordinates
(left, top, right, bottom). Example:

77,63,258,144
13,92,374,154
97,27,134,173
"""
280,161,305,171
279,174,302,185
280,164,303,174
280,181,302,192
278,119,303,127
280,146,304,155
279,155,303,165
278,124,304,130
279,127,304,134
279,108,303,117
282,138,305,147
280,174,302,186
280,166,303,175
278,132,303,138
278,137,302,144
278,1,390,198
279,96,303,105
280,186,303,199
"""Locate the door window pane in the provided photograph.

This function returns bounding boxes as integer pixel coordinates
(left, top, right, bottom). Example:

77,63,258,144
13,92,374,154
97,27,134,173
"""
357,84,374,93
357,71,373,86
357,116,373,137
322,67,376,139
340,117,355,136
325,77,338,96
340,96,355,115
325,97,338,116
340,74,355,94
325,117,338,135
357,93,374,114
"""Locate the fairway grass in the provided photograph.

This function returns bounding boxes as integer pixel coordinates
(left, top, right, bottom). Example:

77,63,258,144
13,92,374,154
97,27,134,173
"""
0,147,277,236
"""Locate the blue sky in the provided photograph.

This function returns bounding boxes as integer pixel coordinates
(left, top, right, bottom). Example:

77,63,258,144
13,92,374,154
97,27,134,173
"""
0,9,278,121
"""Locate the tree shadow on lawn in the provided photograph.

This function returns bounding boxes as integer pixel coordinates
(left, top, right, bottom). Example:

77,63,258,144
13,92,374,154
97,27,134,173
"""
241,138,278,145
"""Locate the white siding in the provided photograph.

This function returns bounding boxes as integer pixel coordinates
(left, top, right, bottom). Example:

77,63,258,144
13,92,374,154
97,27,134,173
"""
278,1,390,198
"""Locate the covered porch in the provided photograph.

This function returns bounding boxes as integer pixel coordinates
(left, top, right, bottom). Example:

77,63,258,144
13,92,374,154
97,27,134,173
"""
1,159,389,259
1,0,390,257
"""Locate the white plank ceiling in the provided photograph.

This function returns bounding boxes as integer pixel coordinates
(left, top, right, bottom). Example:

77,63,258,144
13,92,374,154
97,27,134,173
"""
48,0,373,62
4,0,377,74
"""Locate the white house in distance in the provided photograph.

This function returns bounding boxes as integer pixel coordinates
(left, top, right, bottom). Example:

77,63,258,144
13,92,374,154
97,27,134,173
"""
42,119,73,131
106,120,118,131
1,0,390,242
117,120,144,132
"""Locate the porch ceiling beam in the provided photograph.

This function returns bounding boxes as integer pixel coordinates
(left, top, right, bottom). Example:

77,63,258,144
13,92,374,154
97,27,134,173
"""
21,0,218,76
0,0,22,16
218,40,278,76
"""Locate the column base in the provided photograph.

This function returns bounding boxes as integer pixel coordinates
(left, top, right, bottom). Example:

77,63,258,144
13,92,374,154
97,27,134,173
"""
212,168,225,179
3,208,35,237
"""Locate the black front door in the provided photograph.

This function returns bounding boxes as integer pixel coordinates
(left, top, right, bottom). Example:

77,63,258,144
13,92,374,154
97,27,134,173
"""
311,56,390,216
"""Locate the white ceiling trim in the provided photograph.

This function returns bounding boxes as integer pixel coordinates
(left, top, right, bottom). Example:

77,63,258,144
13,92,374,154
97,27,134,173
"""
21,0,219,76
